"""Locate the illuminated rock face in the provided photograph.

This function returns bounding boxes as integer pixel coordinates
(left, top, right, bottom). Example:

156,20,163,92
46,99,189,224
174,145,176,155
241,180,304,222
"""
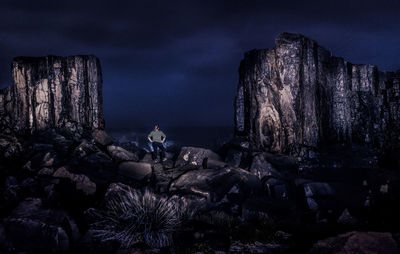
235,33,400,155
0,55,105,135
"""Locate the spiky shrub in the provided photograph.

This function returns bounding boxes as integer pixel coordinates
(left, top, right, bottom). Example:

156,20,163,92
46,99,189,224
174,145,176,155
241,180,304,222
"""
89,188,194,248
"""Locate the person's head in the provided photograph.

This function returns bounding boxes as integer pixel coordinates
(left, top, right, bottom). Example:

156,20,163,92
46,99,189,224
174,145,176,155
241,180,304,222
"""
154,124,159,131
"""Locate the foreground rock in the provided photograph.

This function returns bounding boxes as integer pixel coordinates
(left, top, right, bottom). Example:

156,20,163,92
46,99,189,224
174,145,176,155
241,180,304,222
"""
3,198,79,253
169,167,263,202
53,166,96,195
118,161,152,180
107,145,138,162
0,55,105,136
235,32,400,156
175,146,222,167
309,231,399,254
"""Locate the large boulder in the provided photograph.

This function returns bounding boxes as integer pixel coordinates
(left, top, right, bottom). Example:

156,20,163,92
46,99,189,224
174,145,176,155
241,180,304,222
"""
3,198,79,253
234,32,400,156
107,145,138,162
169,167,262,202
118,161,152,181
309,231,399,254
73,139,112,168
53,166,96,195
175,146,222,167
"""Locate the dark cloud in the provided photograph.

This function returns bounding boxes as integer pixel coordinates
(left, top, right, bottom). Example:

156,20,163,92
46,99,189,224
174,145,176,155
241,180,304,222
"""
0,0,399,128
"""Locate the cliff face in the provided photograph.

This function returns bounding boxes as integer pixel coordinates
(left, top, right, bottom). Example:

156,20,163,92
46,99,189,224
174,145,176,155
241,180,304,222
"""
0,55,105,135
235,33,400,155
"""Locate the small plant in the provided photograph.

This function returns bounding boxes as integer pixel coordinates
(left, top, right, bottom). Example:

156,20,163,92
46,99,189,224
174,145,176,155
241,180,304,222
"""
89,188,194,248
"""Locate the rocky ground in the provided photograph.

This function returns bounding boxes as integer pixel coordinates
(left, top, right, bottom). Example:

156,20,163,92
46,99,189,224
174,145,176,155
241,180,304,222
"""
0,129,399,254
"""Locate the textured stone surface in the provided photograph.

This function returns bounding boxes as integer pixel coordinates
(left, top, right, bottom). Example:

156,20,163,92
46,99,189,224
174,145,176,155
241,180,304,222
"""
118,161,152,180
309,231,399,254
53,166,96,195
235,32,400,155
107,145,138,162
3,198,76,253
0,55,104,135
175,146,222,167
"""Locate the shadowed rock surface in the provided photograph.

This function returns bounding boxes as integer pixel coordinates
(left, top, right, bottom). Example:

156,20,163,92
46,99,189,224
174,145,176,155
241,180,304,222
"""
0,55,105,136
235,32,400,156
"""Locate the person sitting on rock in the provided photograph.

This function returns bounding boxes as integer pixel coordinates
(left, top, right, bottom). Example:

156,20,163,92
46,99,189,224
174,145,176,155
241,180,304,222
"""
147,124,167,162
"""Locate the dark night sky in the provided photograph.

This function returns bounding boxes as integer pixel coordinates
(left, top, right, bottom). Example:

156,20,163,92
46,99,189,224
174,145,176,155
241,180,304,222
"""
0,0,399,129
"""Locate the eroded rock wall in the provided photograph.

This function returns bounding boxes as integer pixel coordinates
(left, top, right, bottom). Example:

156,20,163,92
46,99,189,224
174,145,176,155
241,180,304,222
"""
235,33,400,155
0,55,105,135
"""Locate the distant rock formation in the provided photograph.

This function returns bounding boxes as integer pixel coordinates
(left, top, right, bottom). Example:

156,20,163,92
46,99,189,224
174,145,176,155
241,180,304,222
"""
235,32,400,155
0,55,104,135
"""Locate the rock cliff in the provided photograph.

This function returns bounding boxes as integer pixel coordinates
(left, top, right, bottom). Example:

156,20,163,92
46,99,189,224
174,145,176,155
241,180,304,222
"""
235,32,400,155
0,55,104,135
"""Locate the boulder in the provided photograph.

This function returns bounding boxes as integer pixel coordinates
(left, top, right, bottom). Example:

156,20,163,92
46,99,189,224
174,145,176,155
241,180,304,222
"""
53,166,96,195
107,145,138,162
170,167,262,202
73,139,100,159
309,231,399,254
82,151,112,168
3,198,79,253
118,161,152,181
203,159,229,170
92,129,113,147
250,153,281,179
175,146,222,167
